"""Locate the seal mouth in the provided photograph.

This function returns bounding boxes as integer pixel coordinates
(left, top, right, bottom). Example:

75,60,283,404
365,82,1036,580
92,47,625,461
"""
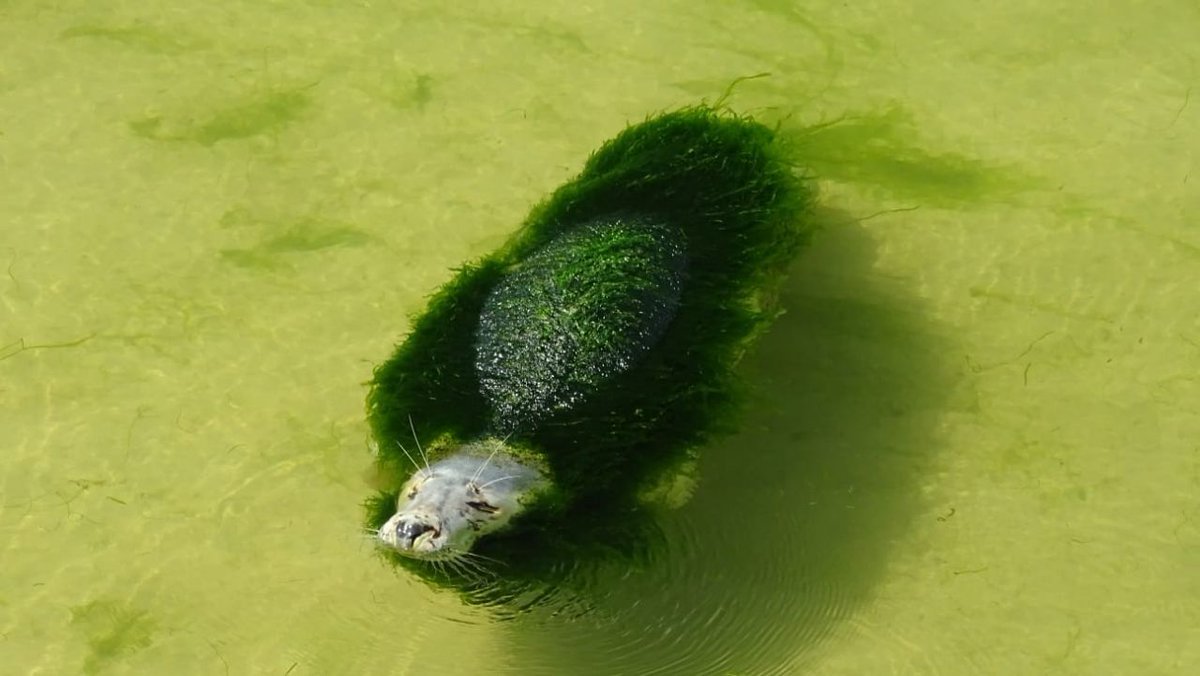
397,519,436,544
410,527,441,550
380,514,446,556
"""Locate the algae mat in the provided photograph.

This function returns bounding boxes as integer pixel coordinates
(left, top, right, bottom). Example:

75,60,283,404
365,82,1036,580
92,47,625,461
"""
2,1,1197,674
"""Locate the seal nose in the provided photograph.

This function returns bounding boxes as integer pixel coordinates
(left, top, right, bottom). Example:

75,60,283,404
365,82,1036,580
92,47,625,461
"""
395,518,436,548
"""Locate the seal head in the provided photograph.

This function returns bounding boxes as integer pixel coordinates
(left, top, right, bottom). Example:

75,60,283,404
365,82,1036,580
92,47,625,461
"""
378,440,547,560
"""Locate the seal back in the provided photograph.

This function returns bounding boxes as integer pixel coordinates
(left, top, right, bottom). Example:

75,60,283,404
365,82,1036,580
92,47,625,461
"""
475,216,686,432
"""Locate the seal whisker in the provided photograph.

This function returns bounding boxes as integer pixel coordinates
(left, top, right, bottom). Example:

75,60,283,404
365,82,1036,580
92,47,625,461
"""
448,556,477,577
459,548,505,566
395,440,429,479
359,530,386,551
461,552,504,573
460,563,490,583
469,443,503,486
407,414,432,475
439,555,475,581
477,474,518,490
448,552,493,580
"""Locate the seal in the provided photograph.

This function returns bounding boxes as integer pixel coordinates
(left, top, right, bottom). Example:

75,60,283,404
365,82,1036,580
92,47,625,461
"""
377,215,682,561
365,105,814,576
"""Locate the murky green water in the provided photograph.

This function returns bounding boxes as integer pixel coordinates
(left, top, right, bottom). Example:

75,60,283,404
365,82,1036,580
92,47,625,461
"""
3,1,1197,674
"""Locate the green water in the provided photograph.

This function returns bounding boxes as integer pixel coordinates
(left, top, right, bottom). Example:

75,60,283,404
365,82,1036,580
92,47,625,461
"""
2,1,1197,674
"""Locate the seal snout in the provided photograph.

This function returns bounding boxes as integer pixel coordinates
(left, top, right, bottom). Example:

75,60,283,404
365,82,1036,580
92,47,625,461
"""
393,516,440,549
396,518,437,545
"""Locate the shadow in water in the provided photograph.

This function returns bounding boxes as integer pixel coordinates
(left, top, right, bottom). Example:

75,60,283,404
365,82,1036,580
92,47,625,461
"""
497,209,964,674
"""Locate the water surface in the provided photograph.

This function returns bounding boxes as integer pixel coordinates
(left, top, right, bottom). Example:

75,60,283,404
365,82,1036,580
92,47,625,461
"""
2,1,1197,673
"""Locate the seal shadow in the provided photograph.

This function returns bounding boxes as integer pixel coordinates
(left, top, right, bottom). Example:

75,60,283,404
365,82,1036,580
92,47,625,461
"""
497,207,964,674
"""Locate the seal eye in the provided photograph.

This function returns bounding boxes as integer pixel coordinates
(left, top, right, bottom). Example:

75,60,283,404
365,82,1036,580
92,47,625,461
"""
466,500,498,514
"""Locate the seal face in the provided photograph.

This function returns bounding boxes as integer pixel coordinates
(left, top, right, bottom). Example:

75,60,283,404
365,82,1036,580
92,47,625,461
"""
378,440,547,560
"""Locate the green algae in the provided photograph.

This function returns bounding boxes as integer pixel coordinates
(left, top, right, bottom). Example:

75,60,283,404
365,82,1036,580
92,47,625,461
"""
476,217,686,431
70,600,156,675
129,87,314,146
60,25,200,55
257,222,371,254
783,105,1040,206
217,210,372,271
386,73,434,112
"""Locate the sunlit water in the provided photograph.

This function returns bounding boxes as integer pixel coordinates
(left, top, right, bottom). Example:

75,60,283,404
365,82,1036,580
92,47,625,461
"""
2,1,1197,674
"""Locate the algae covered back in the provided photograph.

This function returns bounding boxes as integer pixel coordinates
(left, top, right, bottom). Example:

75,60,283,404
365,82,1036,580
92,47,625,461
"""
475,216,686,433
